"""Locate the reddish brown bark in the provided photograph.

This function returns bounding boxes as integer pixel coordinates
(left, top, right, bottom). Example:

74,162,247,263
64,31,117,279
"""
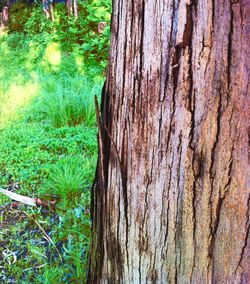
88,0,250,283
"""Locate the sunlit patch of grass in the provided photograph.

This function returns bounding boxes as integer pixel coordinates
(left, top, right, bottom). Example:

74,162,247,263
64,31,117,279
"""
42,42,61,71
0,80,39,128
0,27,7,36
0,40,11,56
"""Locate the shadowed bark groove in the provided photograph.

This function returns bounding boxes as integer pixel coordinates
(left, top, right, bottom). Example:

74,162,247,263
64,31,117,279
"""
88,0,250,283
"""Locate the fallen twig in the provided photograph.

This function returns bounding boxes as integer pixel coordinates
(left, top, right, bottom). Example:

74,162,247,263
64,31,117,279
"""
0,188,36,206
0,188,56,207
23,263,47,272
23,211,63,263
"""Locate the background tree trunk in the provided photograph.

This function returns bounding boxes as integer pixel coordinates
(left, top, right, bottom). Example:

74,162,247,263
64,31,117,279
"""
66,0,73,16
88,0,250,283
2,4,10,25
48,0,54,22
73,0,78,18
42,0,50,19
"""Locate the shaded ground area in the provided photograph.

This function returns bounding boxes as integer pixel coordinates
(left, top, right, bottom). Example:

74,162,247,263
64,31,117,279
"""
0,199,91,283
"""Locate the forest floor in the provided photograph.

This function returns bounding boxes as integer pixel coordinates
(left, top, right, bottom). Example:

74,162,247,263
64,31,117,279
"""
0,29,102,283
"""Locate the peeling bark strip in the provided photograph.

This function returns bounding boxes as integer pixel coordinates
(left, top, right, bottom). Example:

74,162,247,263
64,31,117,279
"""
88,0,250,283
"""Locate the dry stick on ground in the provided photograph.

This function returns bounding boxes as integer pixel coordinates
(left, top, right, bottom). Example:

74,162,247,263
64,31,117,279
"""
23,211,63,263
0,188,56,207
23,263,47,272
0,188,36,206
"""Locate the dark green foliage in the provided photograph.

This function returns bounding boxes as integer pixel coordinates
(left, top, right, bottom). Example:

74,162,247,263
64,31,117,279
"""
8,3,32,32
0,0,7,11
7,0,111,68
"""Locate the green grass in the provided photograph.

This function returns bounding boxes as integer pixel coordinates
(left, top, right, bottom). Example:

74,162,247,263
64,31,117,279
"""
40,75,98,127
41,154,96,207
0,26,102,283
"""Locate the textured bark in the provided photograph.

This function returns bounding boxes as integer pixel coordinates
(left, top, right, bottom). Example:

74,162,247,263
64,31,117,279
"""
88,0,250,283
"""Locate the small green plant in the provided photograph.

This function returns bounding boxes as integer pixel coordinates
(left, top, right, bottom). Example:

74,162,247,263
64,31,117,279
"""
41,266,65,284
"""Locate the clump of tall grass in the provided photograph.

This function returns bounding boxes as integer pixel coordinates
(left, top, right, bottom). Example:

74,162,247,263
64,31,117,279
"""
40,75,102,128
42,155,95,205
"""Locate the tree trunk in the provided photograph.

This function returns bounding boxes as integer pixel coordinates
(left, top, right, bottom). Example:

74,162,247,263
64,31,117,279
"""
88,0,250,283
43,0,50,19
48,0,54,22
66,0,73,16
73,0,78,18
2,5,9,25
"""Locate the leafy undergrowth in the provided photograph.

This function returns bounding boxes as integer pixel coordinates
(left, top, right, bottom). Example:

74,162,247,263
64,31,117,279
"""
0,26,103,282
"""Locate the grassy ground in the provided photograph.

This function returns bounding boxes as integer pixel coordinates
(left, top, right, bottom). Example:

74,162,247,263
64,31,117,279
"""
0,29,102,283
